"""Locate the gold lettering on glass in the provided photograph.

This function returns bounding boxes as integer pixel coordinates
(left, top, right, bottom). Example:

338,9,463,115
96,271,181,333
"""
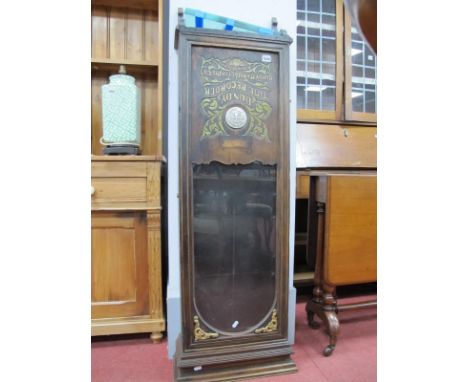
199,57,273,141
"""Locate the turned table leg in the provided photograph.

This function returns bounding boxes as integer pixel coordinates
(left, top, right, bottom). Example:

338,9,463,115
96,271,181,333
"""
306,283,323,329
322,283,339,356
305,197,326,330
304,189,341,356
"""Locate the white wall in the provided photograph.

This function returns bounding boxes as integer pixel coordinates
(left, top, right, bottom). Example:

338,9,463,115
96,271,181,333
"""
166,0,297,359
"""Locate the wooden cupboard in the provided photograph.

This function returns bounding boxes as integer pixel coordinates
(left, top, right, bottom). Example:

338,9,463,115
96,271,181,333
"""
91,157,165,341
91,0,165,341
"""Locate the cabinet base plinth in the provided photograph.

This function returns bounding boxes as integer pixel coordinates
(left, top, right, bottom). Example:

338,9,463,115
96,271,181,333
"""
175,355,297,382
91,317,165,336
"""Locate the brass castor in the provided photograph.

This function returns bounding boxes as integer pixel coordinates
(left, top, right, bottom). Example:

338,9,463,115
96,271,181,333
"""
323,344,335,357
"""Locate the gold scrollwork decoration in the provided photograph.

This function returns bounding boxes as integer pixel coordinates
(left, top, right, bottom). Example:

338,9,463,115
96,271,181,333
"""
193,316,219,341
255,309,278,334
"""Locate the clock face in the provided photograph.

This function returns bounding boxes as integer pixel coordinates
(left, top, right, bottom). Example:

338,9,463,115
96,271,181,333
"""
225,106,248,130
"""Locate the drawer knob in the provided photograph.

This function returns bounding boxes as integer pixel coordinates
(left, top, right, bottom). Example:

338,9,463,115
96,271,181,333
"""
91,186,95,196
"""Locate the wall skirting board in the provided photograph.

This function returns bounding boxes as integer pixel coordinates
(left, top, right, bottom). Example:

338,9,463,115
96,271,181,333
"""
167,295,181,358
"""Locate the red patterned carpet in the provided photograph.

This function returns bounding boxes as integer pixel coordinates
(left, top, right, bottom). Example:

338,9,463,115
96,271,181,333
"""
92,295,376,382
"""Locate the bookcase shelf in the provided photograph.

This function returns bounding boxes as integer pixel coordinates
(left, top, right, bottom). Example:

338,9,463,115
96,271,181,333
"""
92,0,158,11
91,1,163,156
91,58,158,73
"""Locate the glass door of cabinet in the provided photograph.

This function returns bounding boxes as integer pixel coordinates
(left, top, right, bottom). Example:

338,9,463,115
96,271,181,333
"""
296,0,344,122
344,11,377,122
193,163,277,336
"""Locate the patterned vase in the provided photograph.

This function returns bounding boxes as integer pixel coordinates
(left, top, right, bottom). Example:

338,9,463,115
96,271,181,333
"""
101,69,141,147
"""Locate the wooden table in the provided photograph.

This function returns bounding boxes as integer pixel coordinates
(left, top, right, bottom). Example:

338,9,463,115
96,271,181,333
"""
299,170,377,356
295,123,377,355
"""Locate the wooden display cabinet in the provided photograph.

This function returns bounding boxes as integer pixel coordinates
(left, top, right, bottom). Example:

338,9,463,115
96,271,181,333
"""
174,19,296,381
91,0,165,341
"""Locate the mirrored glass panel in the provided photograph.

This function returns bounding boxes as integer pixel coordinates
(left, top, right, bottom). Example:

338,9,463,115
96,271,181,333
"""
350,18,377,114
193,163,277,334
296,0,337,111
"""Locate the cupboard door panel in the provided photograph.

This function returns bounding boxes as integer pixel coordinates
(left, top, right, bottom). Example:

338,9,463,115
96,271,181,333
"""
91,212,148,319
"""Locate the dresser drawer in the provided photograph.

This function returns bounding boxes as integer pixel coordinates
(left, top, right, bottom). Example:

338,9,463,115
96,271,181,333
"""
91,156,161,211
91,160,153,209
91,161,147,178
92,177,147,204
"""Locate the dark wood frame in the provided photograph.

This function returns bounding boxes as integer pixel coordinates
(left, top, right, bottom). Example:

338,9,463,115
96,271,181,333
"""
175,20,296,381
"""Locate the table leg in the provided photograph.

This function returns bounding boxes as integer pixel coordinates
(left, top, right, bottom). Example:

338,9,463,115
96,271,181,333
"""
305,180,325,330
322,283,339,356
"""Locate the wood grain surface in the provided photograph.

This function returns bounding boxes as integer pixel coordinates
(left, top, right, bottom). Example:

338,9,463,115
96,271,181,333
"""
322,175,377,285
91,211,149,318
296,123,376,169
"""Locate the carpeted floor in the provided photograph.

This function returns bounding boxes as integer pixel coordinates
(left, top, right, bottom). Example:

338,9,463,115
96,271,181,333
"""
92,295,376,382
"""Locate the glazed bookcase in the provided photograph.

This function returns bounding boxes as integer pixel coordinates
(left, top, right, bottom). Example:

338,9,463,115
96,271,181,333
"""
296,0,376,124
